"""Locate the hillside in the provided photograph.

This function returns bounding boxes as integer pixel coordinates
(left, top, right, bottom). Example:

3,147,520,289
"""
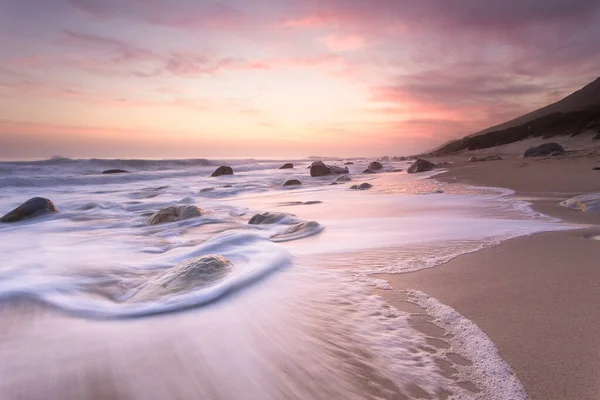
430,77,600,156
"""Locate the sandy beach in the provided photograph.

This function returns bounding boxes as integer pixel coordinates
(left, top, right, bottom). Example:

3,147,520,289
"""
376,135,600,400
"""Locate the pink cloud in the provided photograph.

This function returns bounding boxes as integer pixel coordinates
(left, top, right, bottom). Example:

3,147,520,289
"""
321,34,366,52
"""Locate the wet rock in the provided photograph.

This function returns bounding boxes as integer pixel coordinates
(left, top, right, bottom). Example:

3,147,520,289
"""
392,156,406,161
211,166,234,177
343,161,354,165
435,162,451,168
350,183,373,190
200,187,215,193
333,175,352,183
0,197,58,223
593,167,600,171
148,205,203,225
561,193,600,213
283,179,302,187
131,255,233,301
362,161,383,174
310,161,349,177
102,169,129,174
248,212,287,225
279,163,294,169
393,169,404,172
468,155,503,162
524,142,565,158
407,159,436,173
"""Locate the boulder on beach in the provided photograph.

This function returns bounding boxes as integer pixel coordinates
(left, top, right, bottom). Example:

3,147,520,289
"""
148,205,203,225
0,197,58,223
524,142,565,158
211,166,234,177
407,159,436,173
279,163,294,169
131,255,233,301
362,161,383,174
310,161,349,177
102,169,129,174
350,183,373,190
283,179,302,187
468,155,503,162
248,212,288,225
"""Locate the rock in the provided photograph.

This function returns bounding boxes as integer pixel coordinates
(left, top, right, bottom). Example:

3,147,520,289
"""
334,175,351,183
524,143,565,158
379,156,389,161
343,162,354,165
593,167,600,171
211,166,234,177
350,183,373,190
407,159,436,173
131,255,233,301
148,205,203,225
102,169,129,174
283,179,302,187
435,162,451,168
468,155,503,162
362,161,383,174
560,193,600,213
593,132,600,140
1,197,58,223
393,169,403,172
200,187,215,193
248,212,287,225
279,163,294,169
310,161,349,177
392,156,406,161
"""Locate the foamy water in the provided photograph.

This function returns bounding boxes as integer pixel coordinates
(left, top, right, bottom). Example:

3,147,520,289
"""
0,157,572,399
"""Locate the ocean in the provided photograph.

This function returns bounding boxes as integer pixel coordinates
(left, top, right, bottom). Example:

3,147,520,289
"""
0,157,571,399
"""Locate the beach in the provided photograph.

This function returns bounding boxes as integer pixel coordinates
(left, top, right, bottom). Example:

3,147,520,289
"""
376,136,600,399
0,146,598,399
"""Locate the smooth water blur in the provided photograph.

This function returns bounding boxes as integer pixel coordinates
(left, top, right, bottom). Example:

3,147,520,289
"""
0,157,571,399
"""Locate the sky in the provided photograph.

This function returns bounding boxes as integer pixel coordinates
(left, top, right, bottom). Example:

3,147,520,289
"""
1,0,599,159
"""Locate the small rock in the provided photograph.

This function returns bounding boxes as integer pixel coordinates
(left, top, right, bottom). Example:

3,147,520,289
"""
350,183,373,190
102,169,129,174
283,179,302,187
248,212,287,225
468,155,502,162
393,169,404,172
334,175,352,183
211,166,234,177
200,188,215,193
343,162,354,165
524,143,565,158
131,255,233,301
279,163,294,169
1,197,58,223
148,205,203,225
362,161,383,174
407,159,436,173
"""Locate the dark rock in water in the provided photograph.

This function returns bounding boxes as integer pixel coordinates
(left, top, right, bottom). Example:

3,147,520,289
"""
407,159,436,173
524,142,565,158
310,161,349,177
248,212,287,225
211,166,234,177
593,167,600,170
362,161,383,174
0,197,58,223
283,179,302,187
333,175,351,183
343,161,354,165
279,163,294,169
392,156,406,161
393,169,404,172
148,205,203,225
131,255,233,301
468,155,503,162
102,169,128,174
435,162,451,168
350,183,373,190
200,187,215,193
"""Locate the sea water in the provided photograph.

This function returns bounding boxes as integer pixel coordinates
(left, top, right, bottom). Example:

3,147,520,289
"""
0,157,572,399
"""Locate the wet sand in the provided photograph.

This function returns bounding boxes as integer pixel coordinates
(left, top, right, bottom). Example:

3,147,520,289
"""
377,139,600,400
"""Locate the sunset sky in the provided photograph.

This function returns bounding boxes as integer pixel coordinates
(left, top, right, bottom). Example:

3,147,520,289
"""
1,0,599,159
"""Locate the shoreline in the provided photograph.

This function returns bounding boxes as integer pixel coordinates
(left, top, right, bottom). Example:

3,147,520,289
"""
375,154,600,399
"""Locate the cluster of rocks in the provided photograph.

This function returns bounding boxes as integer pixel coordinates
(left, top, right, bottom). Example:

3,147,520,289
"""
310,161,349,177
523,142,565,158
350,183,373,190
